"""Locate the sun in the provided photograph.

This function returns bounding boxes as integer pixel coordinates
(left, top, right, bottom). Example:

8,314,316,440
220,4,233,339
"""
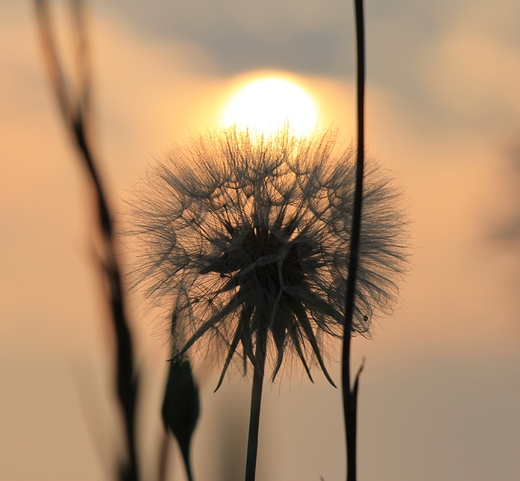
221,75,319,137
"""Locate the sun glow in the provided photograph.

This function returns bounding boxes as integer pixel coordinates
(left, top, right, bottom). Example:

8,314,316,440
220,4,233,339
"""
221,75,319,137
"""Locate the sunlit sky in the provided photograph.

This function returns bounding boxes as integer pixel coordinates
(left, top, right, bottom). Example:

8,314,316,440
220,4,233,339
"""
1,1,520,480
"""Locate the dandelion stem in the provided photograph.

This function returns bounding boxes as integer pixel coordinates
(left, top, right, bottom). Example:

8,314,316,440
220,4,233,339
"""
244,332,267,481
341,0,365,481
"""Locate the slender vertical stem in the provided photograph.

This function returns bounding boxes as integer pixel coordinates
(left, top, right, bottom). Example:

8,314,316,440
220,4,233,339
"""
341,1,365,481
245,335,267,481
180,444,195,481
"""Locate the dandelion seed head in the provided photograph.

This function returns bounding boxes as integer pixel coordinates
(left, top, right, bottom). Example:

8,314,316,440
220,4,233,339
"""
128,128,408,385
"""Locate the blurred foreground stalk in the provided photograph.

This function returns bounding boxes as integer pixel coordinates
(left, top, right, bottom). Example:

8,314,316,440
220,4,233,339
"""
34,1,139,479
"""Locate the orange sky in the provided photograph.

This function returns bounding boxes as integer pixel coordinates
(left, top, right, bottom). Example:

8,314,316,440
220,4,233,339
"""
1,1,520,480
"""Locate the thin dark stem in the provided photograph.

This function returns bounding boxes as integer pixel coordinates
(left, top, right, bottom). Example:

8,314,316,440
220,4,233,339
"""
34,2,139,480
180,443,195,481
244,336,267,481
341,1,365,481
186,452,195,481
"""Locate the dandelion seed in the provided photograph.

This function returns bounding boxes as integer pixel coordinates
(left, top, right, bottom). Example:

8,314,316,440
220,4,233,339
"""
129,128,407,386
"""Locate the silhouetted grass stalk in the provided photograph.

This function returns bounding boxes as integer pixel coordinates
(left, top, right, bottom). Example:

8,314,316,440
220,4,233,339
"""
34,2,139,479
341,1,365,481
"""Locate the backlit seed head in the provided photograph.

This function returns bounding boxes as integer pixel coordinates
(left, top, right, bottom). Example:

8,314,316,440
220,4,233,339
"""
128,128,408,386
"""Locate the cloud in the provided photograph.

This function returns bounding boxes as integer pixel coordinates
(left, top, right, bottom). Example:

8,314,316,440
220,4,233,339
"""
419,0,520,129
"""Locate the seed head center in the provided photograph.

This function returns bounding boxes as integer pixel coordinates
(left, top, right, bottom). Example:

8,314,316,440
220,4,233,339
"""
237,226,305,296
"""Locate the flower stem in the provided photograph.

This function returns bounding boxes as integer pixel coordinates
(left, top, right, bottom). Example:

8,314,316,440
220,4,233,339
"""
244,335,267,481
